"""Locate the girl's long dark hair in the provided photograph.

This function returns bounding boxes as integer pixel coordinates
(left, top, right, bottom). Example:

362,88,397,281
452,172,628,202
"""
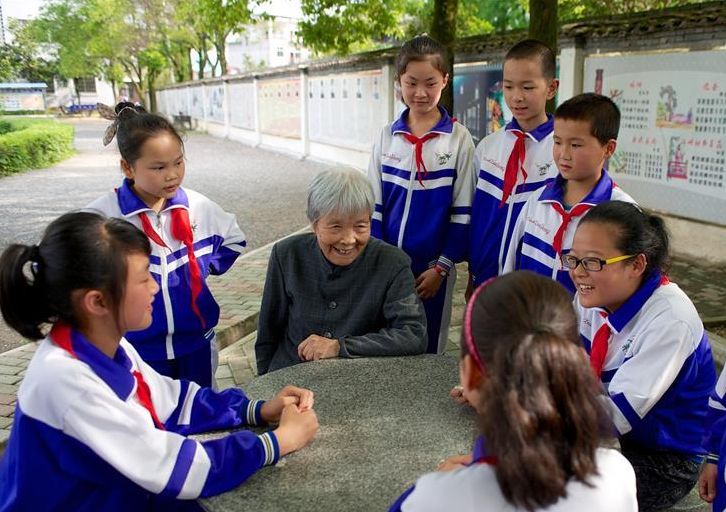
463,271,610,510
0,212,150,339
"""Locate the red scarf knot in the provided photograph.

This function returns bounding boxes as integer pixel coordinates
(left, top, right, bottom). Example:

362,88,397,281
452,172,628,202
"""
589,311,611,379
403,132,439,187
551,203,594,256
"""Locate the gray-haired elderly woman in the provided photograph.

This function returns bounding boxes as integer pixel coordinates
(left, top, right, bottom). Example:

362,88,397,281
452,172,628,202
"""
255,169,427,374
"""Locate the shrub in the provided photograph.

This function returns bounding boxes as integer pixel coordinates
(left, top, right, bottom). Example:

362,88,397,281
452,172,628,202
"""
0,119,75,176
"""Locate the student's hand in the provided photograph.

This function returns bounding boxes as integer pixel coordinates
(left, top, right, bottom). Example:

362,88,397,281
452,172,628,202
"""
437,454,472,472
415,268,444,300
298,335,340,361
450,385,470,406
260,385,315,424
273,403,319,457
698,462,718,503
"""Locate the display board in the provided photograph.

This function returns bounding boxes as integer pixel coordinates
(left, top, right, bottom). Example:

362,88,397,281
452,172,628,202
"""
190,86,204,120
307,69,386,151
453,64,505,145
229,82,255,130
584,51,726,224
257,78,301,138
205,84,225,124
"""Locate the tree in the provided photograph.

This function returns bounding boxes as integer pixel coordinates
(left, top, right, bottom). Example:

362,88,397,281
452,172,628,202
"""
429,0,458,114
529,0,557,113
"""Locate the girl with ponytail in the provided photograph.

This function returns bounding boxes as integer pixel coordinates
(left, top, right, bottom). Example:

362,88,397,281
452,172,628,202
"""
567,200,715,511
390,270,637,511
0,212,318,511
87,102,247,387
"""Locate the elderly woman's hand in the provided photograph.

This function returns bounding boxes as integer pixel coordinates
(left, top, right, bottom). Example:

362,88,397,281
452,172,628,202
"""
298,334,341,362
415,268,445,299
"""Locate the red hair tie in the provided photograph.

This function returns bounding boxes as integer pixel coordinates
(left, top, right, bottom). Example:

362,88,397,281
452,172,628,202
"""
464,277,496,372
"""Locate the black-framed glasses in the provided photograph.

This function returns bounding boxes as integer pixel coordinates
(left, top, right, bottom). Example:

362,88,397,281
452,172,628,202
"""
560,254,635,272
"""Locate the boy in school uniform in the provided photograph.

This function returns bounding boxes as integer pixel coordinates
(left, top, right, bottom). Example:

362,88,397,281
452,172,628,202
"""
468,39,559,290
501,93,636,294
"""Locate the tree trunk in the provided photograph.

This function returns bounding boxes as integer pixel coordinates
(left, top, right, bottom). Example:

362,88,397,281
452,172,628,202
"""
73,78,81,105
529,0,558,113
430,0,458,115
148,74,157,112
215,36,227,76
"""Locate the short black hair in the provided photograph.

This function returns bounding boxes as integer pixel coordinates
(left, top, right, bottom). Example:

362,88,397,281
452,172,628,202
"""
505,39,557,80
555,93,621,144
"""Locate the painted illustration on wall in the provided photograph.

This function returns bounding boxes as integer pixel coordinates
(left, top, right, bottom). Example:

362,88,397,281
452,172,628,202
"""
229,82,255,130
452,65,505,145
190,87,204,119
656,85,693,129
206,85,225,123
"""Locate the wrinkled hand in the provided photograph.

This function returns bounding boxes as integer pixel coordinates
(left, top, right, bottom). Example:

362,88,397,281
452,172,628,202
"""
698,462,718,503
449,385,470,406
415,268,444,300
298,334,340,361
437,454,472,472
274,403,319,457
260,385,315,424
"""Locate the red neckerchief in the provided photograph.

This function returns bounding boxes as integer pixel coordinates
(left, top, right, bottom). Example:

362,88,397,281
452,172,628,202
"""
500,131,528,206
590,275,670,378
139,208,205,329
402,132,439,187
550,203,593,256
50,323,165,430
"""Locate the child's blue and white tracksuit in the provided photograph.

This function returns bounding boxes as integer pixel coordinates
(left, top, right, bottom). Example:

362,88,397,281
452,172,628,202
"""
87,180,246,386
469,116,557,287
502,171,635,293
368,107,476,353
0,329,278,511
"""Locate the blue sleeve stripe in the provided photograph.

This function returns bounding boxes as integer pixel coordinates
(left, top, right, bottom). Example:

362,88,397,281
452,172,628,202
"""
611,392,640,429
522,232,556,259
388,485,416,512
246,399,263,426
515,179,552,194
166,379,190,427
421,168,456,179
375,203,383,212
160,438,198,498
478,169,504,189
382,164,412,180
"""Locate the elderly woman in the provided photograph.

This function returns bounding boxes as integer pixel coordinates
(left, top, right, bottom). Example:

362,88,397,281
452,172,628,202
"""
255,169,427,374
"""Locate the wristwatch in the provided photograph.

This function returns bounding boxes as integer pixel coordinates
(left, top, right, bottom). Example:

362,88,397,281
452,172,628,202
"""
434,264,449,278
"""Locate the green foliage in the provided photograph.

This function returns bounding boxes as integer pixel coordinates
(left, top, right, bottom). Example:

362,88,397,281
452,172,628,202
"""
0,20,59,85
559,0,709,20
0,119,75,176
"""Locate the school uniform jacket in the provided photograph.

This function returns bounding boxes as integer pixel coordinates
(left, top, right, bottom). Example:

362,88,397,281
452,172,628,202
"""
704,366,726,512
502,171,635,293
86,180,246,362
575,271,716,456
368,107,476,275
469,116,557,286
0,331,278,511
389,437,638,512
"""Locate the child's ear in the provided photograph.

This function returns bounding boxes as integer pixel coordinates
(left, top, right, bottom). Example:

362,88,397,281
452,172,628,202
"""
604,139,617,159
442,73,450,89
546,78,559,100
77,289,111,319
120,159,133,179
630,253,647,277
460,354,484,392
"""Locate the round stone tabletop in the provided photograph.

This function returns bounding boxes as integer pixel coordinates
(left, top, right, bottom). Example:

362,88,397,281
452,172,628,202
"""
201,354,477,512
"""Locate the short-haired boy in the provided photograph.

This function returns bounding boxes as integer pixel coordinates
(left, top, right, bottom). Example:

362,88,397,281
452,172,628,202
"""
468,39,560,290
502,93,636,293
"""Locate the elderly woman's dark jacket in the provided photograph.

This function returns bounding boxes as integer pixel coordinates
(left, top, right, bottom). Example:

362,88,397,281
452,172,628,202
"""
255,233,428,374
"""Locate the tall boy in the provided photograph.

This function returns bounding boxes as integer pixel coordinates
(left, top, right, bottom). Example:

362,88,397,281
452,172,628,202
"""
501,93,636,293
468,39,559,290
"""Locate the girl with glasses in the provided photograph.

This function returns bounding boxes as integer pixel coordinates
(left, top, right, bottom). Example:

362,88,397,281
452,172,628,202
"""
390,271,637,512
569,200,716,512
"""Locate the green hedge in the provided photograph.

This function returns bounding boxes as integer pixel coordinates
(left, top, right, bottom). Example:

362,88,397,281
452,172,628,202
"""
0,119,75,176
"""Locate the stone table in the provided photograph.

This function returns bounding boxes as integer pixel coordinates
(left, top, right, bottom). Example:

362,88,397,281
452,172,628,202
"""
200,355,477,512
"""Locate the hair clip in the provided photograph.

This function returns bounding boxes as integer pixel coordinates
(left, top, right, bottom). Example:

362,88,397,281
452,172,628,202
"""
463,277,496,372
97,103,140,146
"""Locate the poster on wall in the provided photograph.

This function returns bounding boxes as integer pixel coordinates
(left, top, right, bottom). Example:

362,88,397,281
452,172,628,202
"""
584,51,726,223
308,69,385,151
205,85,225,124
229,82,255,130
452,65,506,145
190,87,204,120
258,78,301,139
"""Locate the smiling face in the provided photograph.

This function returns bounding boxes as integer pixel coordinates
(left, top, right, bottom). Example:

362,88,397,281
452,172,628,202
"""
553,118,616,186
503,57,557,132
313,209,371,266
121,131,185,211
120,252,159,332
569,221,645,312
398,58,449,119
